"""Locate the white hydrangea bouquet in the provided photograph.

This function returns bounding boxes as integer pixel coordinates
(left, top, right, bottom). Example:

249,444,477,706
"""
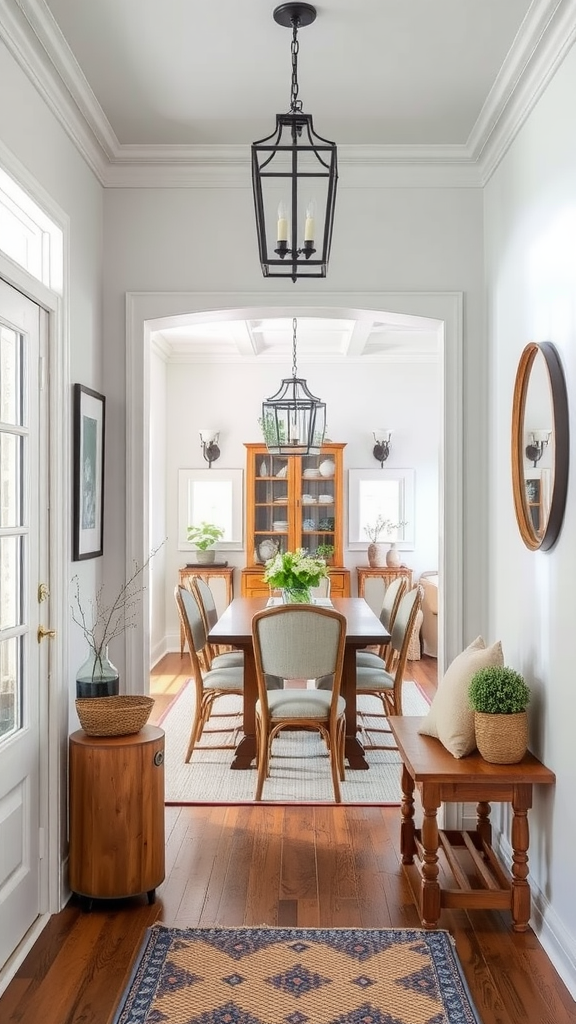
263,547,328,602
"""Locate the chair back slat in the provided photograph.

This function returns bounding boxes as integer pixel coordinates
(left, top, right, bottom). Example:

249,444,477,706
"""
192,576,219,630
381,575,408,632
385,585,424,704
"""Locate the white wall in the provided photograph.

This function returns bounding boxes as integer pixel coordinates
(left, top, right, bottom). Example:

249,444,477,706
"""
149,346,168,663
0,39,104,698
0,34,104,926
485,41,576,995
103,185,487,655
159,357,439,653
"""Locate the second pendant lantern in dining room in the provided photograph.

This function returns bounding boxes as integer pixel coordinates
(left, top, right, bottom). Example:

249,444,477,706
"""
262,317,326,456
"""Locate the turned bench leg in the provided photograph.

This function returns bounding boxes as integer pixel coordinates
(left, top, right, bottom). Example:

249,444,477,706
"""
511,784,532,932
420,791,441,928
400,764,416,863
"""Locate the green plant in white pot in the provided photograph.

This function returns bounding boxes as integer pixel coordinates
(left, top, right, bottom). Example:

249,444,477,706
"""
186,522,224,564
468,665,531,764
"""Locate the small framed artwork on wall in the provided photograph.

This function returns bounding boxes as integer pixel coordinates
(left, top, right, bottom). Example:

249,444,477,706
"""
73,383,106,560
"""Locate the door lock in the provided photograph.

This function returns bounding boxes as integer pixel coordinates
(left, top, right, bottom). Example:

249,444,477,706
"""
37,625,56,643
38,583,50,603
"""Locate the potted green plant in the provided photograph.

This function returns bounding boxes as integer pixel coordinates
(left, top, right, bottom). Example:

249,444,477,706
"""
263,548,329,603
468,665,531,763
186,521,224,564
316,542,335,564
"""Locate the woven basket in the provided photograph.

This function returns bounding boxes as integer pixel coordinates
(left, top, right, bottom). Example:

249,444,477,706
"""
474,710,528,764
75,695,154,737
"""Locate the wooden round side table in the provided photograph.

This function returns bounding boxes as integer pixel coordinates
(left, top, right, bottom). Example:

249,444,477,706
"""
69,725,165,910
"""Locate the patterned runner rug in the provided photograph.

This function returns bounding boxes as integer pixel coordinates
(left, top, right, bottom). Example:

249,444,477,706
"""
112,925,481,1024
160,681,430,804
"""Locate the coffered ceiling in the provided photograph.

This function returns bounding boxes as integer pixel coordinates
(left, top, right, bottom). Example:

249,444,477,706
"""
150,313,442,363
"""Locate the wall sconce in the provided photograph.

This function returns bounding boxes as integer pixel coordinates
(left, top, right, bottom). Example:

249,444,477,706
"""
373,429,392,467
199,429,221,468
525,429,551,468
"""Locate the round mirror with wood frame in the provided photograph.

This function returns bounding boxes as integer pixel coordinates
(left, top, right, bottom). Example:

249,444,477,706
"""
511,341,569,550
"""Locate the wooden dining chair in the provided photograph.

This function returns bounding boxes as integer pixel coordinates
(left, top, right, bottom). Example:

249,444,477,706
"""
356,575,408,669
355,584,424,749
188,575,244,671
174,585,244,761
251,604,347,801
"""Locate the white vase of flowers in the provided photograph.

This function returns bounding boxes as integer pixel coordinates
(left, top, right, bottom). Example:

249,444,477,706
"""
263,548,329,604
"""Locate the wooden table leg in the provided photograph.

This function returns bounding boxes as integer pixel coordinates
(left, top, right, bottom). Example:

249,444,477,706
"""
231,645,257,770
511,783,533,932
342,646,369,770
400,764,416,864
420,784,441,928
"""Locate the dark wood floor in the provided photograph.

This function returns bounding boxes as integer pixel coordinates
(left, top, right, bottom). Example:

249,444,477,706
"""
1,654,573,1024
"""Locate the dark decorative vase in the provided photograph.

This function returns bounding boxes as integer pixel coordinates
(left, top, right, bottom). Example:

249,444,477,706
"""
76,647,120,699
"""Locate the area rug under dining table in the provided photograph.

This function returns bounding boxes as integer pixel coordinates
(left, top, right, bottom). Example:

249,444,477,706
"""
160,681,430,804
112,924,482,1024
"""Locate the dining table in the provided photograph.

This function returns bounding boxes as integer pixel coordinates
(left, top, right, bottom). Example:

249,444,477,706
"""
207,596,390,770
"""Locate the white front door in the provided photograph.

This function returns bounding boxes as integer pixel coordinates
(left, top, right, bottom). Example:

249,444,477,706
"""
0,278,48,970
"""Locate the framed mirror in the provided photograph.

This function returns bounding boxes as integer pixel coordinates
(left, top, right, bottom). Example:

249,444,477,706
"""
511,341,569,550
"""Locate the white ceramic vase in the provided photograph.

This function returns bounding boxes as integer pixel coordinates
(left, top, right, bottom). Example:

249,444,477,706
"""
368,542,387,567
386,543,401,568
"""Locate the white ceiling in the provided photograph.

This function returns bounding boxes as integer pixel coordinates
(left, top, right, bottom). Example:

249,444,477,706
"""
38,0,535,148
12,0,559,357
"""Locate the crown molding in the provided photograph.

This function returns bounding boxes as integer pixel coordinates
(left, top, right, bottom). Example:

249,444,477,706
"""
104,144,482,188
0,0,109,183
476,0,576,183
4,0,576,190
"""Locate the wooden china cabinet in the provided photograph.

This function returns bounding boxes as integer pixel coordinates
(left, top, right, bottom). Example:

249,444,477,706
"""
241,442,350,598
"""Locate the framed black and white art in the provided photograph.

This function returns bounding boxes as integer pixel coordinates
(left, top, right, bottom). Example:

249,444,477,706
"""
72,384,106,560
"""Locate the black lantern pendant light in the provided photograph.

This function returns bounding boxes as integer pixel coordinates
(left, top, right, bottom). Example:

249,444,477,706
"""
251,3,338,283
262,317,326,456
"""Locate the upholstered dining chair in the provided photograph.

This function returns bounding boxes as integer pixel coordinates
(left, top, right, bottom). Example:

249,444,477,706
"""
174,585,245,762
188,575,244,671
355,584,424,749
251,604,347,802
356,575,408,669
310,575,332,600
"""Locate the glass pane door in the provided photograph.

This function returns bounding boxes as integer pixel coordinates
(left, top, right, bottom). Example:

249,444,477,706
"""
0,321,26,738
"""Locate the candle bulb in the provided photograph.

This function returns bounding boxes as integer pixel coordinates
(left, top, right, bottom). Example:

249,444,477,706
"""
304,199,316,242
277,200,288,242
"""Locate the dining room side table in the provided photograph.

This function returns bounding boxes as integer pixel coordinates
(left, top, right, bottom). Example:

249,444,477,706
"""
387,715,556,931
178,565,234,654
208,596,390,770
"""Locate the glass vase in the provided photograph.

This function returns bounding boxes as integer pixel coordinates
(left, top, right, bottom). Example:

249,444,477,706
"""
282,587,312,604
76,646,120,699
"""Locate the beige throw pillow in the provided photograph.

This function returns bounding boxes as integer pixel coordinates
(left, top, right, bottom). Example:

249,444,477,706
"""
418,636,504,757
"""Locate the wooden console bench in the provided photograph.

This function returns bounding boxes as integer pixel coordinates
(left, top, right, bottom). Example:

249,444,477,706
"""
387,716,555,932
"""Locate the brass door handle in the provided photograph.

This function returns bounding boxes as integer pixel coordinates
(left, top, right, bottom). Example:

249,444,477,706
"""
37,625,56,643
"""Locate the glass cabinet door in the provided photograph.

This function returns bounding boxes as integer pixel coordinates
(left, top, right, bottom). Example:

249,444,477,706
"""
253,453,290,564
299,453,336,560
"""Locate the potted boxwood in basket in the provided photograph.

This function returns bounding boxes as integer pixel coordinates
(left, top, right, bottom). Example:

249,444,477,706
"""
468,666,531,764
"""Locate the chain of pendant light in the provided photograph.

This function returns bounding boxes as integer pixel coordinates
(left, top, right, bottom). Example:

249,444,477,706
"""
290,18,303,112
291,317,299,379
